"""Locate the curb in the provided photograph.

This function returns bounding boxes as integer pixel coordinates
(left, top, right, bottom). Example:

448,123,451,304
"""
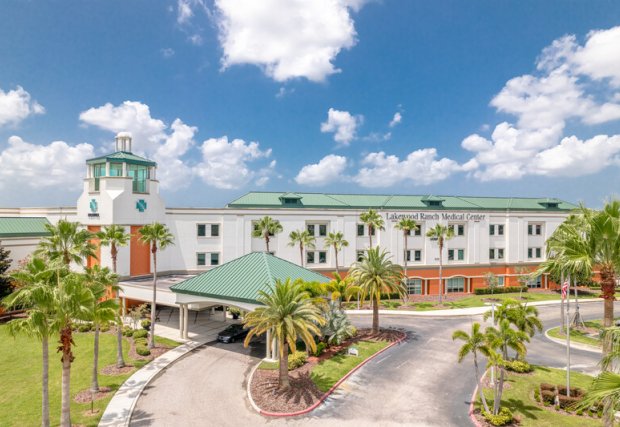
247,331,407,418
468,368,488,427
544,327,602,354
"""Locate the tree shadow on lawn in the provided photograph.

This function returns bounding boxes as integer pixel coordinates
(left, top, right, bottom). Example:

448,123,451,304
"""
310,354,349,392
503,397,541,420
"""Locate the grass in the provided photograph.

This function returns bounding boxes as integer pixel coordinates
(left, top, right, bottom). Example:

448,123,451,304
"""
310,340,389,392
547,319,611,348
258,360,279,370
0,324,180,427
479,366,598,426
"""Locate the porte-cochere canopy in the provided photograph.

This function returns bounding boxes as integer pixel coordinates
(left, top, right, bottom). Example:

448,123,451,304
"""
170,251,331,310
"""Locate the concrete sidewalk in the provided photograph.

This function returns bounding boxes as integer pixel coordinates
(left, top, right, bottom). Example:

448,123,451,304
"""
345,298,602,317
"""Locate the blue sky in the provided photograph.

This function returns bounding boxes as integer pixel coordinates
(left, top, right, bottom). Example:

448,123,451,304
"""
1,0,620,208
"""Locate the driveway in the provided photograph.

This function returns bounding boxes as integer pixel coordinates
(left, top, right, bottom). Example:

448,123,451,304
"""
130,301,613,426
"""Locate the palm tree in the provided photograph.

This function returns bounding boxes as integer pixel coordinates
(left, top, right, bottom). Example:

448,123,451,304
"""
483,298,542,338
4,257,57,427
97,225,130,368
287,230,316,266
348,247,404,334
252,216,283,253
395,218,419,297
485,318,529,361
426,224,454,304
84,266,119,393
324,231,349,274
243,279,324,390
35,219,96,266
138,222,175,349
359,209,385,248
486,349,507,416
452,322,491,413
326,272,361,308
53,272,94,427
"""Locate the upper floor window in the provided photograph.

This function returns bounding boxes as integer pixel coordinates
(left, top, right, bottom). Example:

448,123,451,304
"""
197,223,220,237
528,223,542,236
307,251,327,264
448,249,465,261
406,227,422,236
489,224,504,236
197,252,220,267
405,250,422,262
528,247,542,259
356,224,374,236
489,248,504,260
307,223,327,237
449,224,465,236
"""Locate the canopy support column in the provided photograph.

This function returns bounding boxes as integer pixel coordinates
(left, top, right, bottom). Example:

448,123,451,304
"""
183,305,189,340
179,304,185,339
265,330,272,359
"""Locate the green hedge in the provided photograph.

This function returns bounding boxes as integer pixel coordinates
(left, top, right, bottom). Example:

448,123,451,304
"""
482,407,513,426
133,329,148,339
474,286,528,295
288,351,307,370
135,345,151,356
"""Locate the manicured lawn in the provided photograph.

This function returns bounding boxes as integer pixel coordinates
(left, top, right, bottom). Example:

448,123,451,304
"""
0,324,179,427
479,366,599,426
310,340,389,392
548,321,602,348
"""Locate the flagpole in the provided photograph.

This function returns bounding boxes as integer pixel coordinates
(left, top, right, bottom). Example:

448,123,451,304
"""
566,274,571,397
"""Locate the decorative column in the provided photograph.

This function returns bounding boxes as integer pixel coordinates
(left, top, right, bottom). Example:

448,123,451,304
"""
179,304,185,339
183,305,189,340
265,330,272,359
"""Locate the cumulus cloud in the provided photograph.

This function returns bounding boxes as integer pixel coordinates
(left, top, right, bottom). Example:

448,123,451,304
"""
161,48,175,59
389,112,402,128
462,25,620,181
295,154,348,186
354,148,461,187
320,108,363,146
194,136,273,189
0,136,94,190
0,86,45,127
214,0,366,82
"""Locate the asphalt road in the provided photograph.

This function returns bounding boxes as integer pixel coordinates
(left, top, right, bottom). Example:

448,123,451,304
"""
130,300,614,427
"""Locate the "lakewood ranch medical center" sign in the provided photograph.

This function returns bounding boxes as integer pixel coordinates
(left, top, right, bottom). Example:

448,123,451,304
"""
385,212,486,222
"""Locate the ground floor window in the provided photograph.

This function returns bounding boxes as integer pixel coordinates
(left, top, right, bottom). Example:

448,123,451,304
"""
407,278,423,294
446,277,465,293
527,275,542,288
497,276,505,287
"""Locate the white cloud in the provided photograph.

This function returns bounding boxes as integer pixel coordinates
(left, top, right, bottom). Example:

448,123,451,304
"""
462,25,620,181
188,34,203,45
214,0,366,82
362,132,391,142
389,112,402,127
0,136,94,190
295,154,347,186
0,86,45,127
354,148,461,187
161,48,175,59
320,108,362,146
194,136,273,189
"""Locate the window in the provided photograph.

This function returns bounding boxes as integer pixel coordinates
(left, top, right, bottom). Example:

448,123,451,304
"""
357,224,365,236
198,252,219,266
489,224,505,236
307,251,327,264
211,224,219,237
449,224,465,236
407,278,423,295
414,227,422,236
197,224,206,237
528,223,542,235
197,253,206,266
307,224,315,235
406,250,422,262
489,248,504,260
93,163,106,191
307,223,328,237
319,224,327,237
446,277,465,293
127,164,149,193
307,251,314,264
369,226,376,236
253,222,274,236
498,248,504,259
527,275,542,288
319,251,327,263
356,250,365,261
497,276,505,287
528,247,542,259
210,253,219,266
109,163,123,177
448,249,465,261
198,224,219,237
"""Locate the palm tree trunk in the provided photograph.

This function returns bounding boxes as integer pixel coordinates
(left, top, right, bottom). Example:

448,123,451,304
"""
279,342,290,390
438,241,443,304
91,324,100,392
60,326,72,427
334,244,339,274
372,295,379,334
112,248,125,368
369,225,373,248
42,336,50,427
494,367,505,415
300,244,304,267
149,250,157,349
474,354,490,413
265,235,270,253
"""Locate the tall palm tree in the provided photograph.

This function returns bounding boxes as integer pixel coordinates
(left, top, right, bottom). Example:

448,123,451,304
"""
4,257,57,427
84,266,119,393
35,219,96,266
324,231,349,274
359,209,385,248
452,322,491,413
97,225,130,368
326,272,361,308
426,224,454,304
243,279,324,390
485,318,529,361
53,272,94,427
287,230,316,266
483,298,542,338
394,218,419,296
486,349,507,416
138,222,175,349
348,247,404,334
252,216,283,253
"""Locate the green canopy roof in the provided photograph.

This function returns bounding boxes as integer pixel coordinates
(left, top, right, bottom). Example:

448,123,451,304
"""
86,151,156,167
0,217,51,238
227,191,577,211
170,252,330,305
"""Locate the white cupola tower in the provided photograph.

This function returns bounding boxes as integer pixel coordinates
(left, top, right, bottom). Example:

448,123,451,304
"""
115,132,133,152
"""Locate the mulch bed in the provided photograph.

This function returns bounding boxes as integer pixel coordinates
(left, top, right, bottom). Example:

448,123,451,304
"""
250,328,404,414
472,408,520,427
101,364,135,375
74,387,112,403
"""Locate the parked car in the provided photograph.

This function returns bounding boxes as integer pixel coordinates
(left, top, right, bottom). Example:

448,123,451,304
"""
217,324,249,343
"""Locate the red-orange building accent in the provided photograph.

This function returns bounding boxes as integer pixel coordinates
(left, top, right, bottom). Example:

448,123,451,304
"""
87,225,101,268
130,225,151,276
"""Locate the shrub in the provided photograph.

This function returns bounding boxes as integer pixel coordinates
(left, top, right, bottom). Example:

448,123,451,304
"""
557,385,584,397
123,326,134,337
287,351,307,370
558,394,581,411
416,302,434,309
482,407,513,426
505,360,533,373
135,345,151,356
349,326,358,337
141,319,151,331
99,323,110,333
541,390,556,405
314,342,327,357
540,382,555,391
380,301,401,309
533,388,541,402
474,286,528,295
133,329,148,339
78,323,93,333
134,337,148,347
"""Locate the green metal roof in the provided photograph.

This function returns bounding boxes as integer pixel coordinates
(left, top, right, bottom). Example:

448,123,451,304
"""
226,192,577,211
170,252,330,305
86,151,156,167
0,217,51,238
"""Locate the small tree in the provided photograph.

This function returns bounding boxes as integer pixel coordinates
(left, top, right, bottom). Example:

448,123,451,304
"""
359,209,385,248
0,242,13,298
324,232,349,274
426,224,454,304
287,230,315,267
252,216,283,253
484,272,499,296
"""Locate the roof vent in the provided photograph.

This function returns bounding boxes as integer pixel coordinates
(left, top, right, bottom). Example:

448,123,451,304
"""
279,192,302,206
539,198,561,209
421,195,445,208
115,132,133,153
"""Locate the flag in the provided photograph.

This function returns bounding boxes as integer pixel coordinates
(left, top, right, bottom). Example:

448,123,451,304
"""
561,280,569,299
